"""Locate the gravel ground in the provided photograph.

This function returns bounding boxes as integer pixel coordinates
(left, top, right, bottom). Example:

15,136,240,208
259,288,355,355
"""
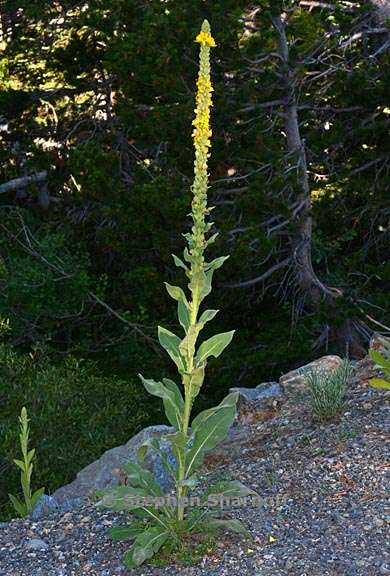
1,359,389,576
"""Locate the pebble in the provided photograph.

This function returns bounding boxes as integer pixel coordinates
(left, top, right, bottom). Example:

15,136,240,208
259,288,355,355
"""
25,538,49,551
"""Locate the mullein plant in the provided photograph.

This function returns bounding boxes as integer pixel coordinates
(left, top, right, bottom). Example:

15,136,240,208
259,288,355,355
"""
369,338,390,390
98,21,256,568
8,407,45,517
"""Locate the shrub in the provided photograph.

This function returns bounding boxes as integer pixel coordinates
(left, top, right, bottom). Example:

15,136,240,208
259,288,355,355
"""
307,360,352,422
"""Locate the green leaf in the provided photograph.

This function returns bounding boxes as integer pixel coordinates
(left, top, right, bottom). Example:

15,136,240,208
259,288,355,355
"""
97,485,152,511
30,487,45,510
8,493,27,517
198,309,219,327
369,377,390,389
13,458,26,472
137,436,177,479
369,349,390,376
164,283,189,305
27,448,35,464
178,299,191,331
205,232,219,247
179,325,200,361
204,518,249,535
186,393,238,476
204,480,258,501
165,430,187,476
139,375,184,430
183,364,205,400
204,255,229,271
172,253,188,271
157,326,185,372
199,268,214,301
126,526,170,567
196,331,235,366
110,526,144,541
125,462,163,496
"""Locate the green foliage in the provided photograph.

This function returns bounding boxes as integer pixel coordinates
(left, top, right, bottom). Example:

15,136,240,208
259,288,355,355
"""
0,344,161,520
8,407,44,517
307,361,352,422
369,340,390,390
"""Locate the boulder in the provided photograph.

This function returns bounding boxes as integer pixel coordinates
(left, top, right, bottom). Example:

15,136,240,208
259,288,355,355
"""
52,425,173,505
279,355,344,393
229,382,283,424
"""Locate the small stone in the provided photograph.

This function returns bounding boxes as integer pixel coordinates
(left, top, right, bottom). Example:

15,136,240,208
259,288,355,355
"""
26,538,49,551
373,517,384,527
380,564,390,575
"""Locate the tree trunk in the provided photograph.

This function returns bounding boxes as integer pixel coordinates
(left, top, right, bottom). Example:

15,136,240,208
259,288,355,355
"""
271,7,337,305
270,3,368,357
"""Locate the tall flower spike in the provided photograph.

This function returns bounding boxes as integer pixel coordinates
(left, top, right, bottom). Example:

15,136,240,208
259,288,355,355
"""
189,19,216,272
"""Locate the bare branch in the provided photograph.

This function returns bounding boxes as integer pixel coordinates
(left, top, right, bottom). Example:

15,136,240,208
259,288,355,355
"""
225,257,291,289
0,171,47,194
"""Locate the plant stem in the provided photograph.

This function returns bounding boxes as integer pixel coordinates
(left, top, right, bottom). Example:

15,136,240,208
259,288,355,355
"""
176,19,216,524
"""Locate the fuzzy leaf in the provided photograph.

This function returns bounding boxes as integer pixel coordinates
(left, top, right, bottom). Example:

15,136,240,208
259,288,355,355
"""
157,326,185,372
198,309,219,327
30,487,45,510
110,526,144,541
369,377,390,389
125,462,163,496
97,485,152,511
204,480,258,502
139,375,184,430
13,458,26,472
178,300,191,331
204,518,249,535
204,255,229,271
186,393,238,476
172,253,188,271
126,526,170,567
164,283,188,304
183,364,205,399
196,331,235,366
8,493,27,517
369,349,390,376
199,268,214,301
179,325,200,361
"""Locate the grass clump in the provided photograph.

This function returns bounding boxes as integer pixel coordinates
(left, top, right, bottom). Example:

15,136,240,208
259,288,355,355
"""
307,361,352,422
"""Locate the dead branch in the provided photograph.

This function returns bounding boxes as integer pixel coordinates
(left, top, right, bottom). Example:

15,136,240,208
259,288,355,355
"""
0,171,47,194
225,257,291,288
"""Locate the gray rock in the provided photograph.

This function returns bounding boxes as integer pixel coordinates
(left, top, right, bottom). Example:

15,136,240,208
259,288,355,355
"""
53,425,173,504
229,382,283,425
25,538,49,551
146,435,176,493
30,495,60,519
279,355,344,393
230,382,281,402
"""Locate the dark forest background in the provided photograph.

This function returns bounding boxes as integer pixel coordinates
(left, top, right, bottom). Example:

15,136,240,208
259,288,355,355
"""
0,0,389,517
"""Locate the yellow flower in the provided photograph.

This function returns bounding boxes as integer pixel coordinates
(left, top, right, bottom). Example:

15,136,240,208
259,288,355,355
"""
195,30,216,48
